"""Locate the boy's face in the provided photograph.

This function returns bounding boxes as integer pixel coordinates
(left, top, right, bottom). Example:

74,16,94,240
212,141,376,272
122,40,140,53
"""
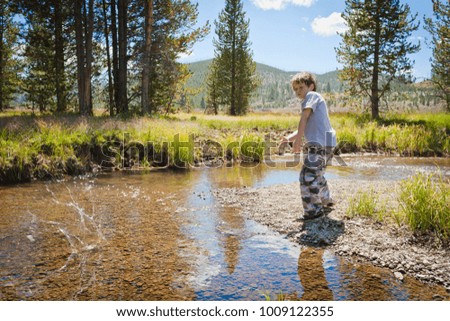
292,82,314,99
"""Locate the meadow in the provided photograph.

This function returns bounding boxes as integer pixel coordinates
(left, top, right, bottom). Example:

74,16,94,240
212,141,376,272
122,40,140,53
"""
1,111,449,185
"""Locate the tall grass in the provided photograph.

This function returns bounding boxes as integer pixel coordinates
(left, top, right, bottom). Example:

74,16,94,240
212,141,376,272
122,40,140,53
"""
0,111,449,183
179,112,299,130
333,112,450,156
346,188,385,222
398,172,450,240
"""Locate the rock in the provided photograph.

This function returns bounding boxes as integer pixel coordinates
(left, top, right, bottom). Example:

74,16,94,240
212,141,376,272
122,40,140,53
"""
396,264,406,273
394,272,404,281
212,179,450,293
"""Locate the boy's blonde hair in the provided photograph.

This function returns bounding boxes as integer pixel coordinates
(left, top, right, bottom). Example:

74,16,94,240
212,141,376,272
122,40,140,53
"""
291,72,317,91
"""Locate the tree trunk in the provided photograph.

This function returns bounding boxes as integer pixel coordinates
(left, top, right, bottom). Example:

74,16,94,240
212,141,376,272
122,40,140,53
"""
117,0,128,113
0,4,5,112
230,19,236,116
75,0,93,116
54,0,66,113
141,0,153,114
370,3,381,120
75,0,85,114
111,0,119,112
101,0,114,116
84,0,94,116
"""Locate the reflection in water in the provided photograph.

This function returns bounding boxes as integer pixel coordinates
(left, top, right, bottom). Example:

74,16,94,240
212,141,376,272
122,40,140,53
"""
1,158,450,300
333,259,450,301
218,206,244,275
336,261,393,300
297,248,334,301
209,165,267,188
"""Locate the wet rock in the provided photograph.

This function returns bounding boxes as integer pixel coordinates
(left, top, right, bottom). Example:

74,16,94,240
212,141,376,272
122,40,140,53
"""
394,272,404,281
432,294,445,301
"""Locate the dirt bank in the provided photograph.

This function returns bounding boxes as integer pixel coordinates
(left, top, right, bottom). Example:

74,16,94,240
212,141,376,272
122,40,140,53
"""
213,179,450,294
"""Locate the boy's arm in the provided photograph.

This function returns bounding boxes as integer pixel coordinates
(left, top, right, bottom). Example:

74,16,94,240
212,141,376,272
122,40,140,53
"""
292,108,312,154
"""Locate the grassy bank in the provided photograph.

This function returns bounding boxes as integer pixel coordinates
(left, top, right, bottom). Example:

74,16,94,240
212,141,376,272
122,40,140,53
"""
347,172,449,242
333,113,450,156
0,111,449,184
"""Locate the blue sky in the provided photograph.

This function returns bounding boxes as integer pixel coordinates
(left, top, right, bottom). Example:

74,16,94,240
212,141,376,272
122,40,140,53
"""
179,0,434,80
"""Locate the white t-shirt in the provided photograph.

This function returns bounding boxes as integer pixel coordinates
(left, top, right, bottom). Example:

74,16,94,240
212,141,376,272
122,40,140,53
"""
301,91,336,148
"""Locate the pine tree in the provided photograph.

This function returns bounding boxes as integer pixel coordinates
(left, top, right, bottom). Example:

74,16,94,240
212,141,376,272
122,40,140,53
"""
425,0,450,112
100,0,115,115
207,0,257,116
141,0,153,114
200,96,206,110
74,0,95,116
140,0,208,114
336,0,420,119
206,59,220,115
0,1,21,111
23,16,56,112
16,0,70,113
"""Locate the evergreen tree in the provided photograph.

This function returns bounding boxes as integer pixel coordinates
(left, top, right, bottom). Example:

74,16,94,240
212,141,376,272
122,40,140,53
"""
74,0,95,116
0,1,21,111
140,0,208,114
23,16,56,112
207,0,257,116
53,0,67,112
100,0,115,115
200,96,205,110
116,0,128,114
206,59,220,114
425,0,450,112
16,0,70,113
336,0,420,119
140,0,153,114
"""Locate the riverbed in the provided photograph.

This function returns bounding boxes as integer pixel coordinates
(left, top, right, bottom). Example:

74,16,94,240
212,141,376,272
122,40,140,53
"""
1,156,449,300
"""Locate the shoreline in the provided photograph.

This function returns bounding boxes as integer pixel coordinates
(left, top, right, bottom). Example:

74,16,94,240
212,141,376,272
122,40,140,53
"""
1,111,449,184
212,179,450,294
1,150,449,185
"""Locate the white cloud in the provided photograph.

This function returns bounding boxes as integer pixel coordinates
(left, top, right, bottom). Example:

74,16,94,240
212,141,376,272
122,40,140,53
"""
178,51,193,59
251,0,316,11
311,12,347,37
176,51,194,62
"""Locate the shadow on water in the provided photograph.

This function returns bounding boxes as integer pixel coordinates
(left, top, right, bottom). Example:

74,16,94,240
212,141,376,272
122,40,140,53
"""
1,157,449,300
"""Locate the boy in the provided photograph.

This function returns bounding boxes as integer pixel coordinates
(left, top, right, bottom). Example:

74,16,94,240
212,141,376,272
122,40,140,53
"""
283,72,336,220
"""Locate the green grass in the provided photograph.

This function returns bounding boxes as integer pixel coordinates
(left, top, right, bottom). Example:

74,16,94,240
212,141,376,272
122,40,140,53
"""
333,112,450,156
346,188,385,222
346,173,449,241
398,172,450,240
0,111,449,183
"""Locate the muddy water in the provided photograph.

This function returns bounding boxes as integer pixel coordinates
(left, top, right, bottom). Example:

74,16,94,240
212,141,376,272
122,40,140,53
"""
1,157,449,300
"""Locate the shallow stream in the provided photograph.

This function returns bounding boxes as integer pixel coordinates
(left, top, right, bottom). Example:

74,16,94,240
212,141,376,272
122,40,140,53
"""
1,156,449,300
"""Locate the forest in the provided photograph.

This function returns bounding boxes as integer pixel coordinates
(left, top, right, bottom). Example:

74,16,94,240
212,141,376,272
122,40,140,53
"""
1,0,450,307
1,0,448,116
0,0,209,115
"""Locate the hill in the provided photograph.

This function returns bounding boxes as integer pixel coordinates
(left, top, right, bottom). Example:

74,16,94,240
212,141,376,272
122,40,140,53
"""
185,59,341,110
184,60,442,113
